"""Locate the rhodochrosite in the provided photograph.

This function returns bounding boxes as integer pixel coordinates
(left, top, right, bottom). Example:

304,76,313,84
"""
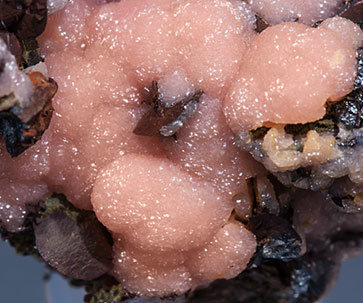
0,0,361,297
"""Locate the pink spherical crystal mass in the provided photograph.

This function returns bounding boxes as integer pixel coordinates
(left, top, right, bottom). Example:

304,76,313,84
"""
223,17,362,131
0,0,361,298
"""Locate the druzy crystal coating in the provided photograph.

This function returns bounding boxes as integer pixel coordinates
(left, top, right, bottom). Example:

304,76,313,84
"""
0,0,362,301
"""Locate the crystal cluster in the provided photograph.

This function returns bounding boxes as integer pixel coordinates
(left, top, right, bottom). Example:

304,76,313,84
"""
0,0,362,302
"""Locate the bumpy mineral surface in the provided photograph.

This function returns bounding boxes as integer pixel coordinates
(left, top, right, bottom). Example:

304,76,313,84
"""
0,0,362,301
247,0,345,25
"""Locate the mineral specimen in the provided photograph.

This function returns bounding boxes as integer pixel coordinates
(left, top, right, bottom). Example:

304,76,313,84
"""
0,0,362,302
247,0,344,25
133,79,203,137
0,37,33,111
234,48,362,190
0,0,47,39
223,17,362,131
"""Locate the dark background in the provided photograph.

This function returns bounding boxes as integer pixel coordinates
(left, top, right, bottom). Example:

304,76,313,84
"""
0,240,362,303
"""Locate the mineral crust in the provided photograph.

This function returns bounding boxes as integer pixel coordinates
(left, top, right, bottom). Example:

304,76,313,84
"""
0,0,362,301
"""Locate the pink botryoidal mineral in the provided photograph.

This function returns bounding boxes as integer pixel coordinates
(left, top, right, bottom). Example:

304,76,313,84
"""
0,0,362,300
